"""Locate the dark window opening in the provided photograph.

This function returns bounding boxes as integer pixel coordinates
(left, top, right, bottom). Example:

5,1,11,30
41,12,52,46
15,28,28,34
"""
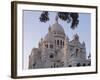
76,49,79,56
77,63,81,67
50,44,53,48
50,54,54,58
76,49,79,52
57,40,59,45
68,65,72,67
83,63,86,66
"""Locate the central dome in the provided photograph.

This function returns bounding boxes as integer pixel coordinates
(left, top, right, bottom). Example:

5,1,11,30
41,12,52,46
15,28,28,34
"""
50,22,65,34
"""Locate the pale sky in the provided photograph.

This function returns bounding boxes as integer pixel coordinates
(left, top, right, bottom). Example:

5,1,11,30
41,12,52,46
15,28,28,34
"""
23,10,91,69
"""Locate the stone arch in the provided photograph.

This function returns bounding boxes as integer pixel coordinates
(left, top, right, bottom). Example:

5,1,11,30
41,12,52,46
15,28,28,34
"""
49,54,54,58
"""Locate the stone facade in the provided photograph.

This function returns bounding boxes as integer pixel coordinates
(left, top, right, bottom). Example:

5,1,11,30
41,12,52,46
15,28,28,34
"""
28,19,91,69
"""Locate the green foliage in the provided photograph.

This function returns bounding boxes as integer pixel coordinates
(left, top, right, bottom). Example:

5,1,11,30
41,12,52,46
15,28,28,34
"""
39,11,49,23
70,13,79,29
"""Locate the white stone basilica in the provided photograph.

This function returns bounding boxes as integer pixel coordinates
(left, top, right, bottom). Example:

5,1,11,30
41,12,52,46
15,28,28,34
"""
28,18,91,69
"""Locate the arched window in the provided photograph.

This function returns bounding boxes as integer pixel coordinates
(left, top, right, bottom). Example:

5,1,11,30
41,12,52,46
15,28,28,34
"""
50,54,54,58
77,63,81,67
57,40,59,45
83,63,86,66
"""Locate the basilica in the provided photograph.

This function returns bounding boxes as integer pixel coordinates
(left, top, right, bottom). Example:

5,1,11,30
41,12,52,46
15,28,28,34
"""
28,18,91,69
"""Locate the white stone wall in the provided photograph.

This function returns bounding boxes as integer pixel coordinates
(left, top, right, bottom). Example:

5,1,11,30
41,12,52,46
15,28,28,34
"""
28,22,91,69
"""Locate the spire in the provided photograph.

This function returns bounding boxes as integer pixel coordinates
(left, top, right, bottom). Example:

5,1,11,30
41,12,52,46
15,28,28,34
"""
82,41,85,47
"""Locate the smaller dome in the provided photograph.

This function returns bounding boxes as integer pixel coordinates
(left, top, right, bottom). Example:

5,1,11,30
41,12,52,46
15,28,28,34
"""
44,32,54,43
